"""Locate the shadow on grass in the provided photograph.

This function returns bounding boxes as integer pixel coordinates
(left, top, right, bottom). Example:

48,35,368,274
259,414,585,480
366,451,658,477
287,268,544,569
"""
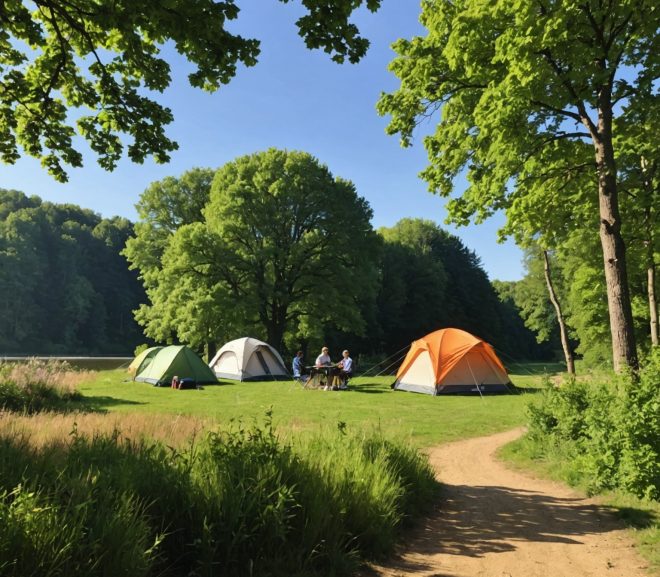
74,396,146,413
509,385,544,395
616,506,658,529
348,381,391,394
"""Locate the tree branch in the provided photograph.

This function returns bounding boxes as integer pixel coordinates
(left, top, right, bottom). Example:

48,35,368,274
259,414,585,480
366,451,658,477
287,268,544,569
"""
537,48,598,136
530,99,582,123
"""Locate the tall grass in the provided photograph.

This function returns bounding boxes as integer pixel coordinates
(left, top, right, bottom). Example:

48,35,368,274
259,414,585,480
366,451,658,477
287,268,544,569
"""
0,412,208,448
0,360,91,413
0,412,438,577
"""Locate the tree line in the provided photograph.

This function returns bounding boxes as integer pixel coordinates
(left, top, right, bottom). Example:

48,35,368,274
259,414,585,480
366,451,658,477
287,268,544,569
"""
0,152,545,363
0,189,145,354
123,149,543,364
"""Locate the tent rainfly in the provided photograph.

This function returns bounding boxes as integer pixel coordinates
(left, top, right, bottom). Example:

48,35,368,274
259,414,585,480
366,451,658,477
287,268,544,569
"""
128,346,162,377
209,337,289,381
393,328,512,395
133,345,218,386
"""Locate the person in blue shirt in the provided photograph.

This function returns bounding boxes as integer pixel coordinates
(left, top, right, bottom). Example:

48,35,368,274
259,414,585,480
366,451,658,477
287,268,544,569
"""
292,351,305,381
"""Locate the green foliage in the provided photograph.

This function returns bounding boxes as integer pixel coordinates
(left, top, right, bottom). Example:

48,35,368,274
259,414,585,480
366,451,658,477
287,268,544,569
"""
378,0,658,369
526,351,660,500
133,343,150,357
127,149,381,353
378,0,656,222
0,414,438,576
0,189,146,354
509,249,561,345
0,485,156,577
123,168,220,350
1,1,381,181
492,279,555,361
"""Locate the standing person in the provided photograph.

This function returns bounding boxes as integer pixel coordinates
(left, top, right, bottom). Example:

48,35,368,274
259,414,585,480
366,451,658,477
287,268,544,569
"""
292,351,305,381
338,350,353,389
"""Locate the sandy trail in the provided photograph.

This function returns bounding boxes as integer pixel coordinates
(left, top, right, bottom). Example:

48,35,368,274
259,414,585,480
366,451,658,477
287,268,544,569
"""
362,428,649,577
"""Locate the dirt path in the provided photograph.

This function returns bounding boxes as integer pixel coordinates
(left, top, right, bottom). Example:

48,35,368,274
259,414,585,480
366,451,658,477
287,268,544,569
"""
362,428,650,577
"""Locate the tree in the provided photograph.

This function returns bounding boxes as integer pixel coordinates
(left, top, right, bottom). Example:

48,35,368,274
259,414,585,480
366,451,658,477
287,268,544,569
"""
0,0,381,181
123,167,216,354
0,189,145,353
542,249,575,374
378,0,658,371
615,101,659,349
492,280,555,362
376,218,513,356
129,149,380,353
376,222,448,353
130,222,236,360
124,167,215,281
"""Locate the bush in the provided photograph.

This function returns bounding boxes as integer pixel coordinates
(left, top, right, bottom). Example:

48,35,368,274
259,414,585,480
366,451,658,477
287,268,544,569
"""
526,351,660,500
133,343,150,357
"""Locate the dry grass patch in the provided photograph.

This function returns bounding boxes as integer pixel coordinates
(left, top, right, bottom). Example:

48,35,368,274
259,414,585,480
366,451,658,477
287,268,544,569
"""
0,411,210,448
5,359,93,395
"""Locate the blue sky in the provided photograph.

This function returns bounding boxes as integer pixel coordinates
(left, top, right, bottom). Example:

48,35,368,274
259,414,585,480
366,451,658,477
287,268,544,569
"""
0,1,524,281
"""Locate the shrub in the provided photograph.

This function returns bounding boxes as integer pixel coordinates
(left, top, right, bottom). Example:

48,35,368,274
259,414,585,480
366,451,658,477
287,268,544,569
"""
525,351,660,500
133,343,150,357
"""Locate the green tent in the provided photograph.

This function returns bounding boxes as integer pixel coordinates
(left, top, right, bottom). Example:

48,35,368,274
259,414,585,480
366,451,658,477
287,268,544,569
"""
128,346,163,378
134,345,218,386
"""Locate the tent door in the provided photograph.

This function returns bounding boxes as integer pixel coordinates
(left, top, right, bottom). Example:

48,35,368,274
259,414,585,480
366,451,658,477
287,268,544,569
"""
255,351,272,376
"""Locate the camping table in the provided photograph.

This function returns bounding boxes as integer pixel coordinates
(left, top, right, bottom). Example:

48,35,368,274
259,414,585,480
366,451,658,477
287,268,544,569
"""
304,365,340,389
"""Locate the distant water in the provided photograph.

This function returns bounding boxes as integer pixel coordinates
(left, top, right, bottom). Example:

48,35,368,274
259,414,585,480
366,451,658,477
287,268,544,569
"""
0,357,131,371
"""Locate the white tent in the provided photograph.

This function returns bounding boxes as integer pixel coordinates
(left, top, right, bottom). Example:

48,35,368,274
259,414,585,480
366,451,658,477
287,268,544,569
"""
209,337,289,381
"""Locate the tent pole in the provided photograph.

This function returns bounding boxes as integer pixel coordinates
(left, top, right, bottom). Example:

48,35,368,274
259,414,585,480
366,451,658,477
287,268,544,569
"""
466,358,484,400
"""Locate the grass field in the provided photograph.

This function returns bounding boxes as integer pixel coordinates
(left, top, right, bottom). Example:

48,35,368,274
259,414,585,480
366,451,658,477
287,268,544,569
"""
2,360,657,575
72,365,558,447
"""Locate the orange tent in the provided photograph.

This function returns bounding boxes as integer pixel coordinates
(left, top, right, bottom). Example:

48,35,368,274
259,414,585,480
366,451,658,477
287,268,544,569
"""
393,328,511,395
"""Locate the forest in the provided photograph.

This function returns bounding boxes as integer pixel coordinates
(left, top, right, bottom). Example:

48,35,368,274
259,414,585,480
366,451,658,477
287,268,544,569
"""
1,142,655,370
1,180,543,362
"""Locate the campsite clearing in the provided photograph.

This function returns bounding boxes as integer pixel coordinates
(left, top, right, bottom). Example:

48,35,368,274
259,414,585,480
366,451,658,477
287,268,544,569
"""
76,368,549,446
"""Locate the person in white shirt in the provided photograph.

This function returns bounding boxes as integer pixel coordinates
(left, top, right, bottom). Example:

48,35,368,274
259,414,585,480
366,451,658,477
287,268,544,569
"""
315,346,334,389
337,350,353,388
315,346,332,367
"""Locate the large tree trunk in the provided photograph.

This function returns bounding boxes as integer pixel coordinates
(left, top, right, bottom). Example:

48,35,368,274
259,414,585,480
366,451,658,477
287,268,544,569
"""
542,250,575,374
206,340,217,364
592,106,638,372
265,302,287,353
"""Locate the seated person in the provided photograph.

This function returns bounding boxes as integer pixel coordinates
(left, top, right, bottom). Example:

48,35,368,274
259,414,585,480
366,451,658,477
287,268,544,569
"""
292,351,307,382
315,346,332,367
315,346,334,389
171,375,181,389
337,350,353,388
